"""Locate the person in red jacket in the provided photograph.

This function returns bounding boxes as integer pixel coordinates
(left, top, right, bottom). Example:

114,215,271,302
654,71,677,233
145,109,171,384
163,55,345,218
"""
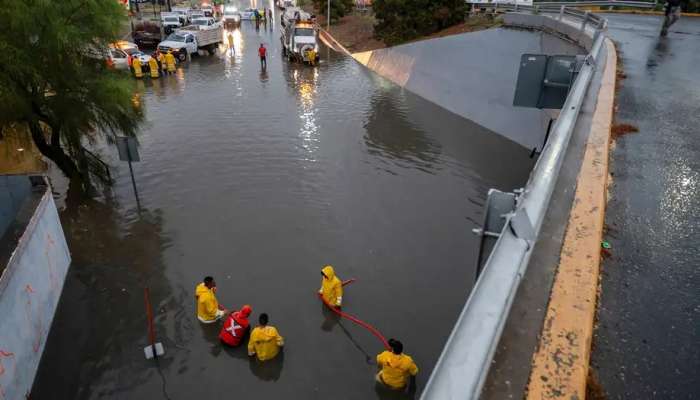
258,43,267,69
219,305,253,347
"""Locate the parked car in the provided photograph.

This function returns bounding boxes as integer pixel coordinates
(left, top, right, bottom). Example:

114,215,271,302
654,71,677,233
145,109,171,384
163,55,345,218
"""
130,51,153,69
172,7,190,24
188,10,206,21
276,0,295,9
240,8,256,20
161,13,183,34
132,21,162,48
190,17,220,29
106,47,130,70
223,7,241,26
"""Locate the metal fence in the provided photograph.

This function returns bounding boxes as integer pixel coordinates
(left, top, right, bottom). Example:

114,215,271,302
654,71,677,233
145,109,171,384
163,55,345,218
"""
420,5,609,400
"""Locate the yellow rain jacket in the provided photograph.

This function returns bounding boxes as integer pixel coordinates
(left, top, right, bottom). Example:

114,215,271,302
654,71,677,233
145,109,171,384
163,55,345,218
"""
319,265,342,307
165,52,176,72
158,53,166,70
248,325,284,361
132,57,143,78
195,283,220,322
376,351,419,389
148,58,159,78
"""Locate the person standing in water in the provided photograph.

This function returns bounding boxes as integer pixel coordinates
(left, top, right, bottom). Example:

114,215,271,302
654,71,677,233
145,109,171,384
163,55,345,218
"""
248,313,284,361
319,265,343,308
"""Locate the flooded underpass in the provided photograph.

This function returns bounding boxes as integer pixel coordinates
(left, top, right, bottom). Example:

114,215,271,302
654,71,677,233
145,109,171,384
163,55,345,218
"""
30,18,549,399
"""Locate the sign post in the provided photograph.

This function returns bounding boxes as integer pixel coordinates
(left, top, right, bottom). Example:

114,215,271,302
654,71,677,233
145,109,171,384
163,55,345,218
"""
116,136,142,208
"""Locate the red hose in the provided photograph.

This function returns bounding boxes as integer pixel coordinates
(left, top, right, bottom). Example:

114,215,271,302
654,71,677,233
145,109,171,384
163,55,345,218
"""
318,279,390,350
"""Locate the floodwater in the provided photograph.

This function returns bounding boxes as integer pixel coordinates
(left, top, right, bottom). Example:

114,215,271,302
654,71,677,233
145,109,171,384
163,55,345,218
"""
31,17,536,400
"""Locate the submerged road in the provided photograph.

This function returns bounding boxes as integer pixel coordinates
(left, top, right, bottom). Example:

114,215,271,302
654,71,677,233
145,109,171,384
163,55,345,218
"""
28,13,587,400
591,14,700,399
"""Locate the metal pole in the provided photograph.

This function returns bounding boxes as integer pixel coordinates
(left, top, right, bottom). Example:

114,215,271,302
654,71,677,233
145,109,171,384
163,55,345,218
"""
144,287,157,358
327,0,330,32
127,153,142,210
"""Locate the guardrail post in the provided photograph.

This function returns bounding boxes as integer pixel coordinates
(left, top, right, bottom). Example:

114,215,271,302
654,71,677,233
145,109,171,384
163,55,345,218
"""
559,5,565,20
579,10,590,38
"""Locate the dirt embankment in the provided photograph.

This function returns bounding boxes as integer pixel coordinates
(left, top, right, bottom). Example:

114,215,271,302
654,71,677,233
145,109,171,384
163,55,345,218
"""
305,6,501,53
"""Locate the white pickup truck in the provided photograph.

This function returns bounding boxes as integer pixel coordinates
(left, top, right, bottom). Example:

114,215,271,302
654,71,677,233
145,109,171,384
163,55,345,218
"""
157,18,223,61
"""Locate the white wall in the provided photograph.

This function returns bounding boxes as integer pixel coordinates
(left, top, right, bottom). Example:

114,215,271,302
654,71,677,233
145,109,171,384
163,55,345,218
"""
0,187,70,399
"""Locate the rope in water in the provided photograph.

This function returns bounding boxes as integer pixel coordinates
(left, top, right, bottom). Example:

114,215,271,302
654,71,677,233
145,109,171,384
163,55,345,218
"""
317,279,390,350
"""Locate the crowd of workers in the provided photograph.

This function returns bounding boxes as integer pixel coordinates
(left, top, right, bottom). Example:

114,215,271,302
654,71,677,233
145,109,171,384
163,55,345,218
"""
194,265,419,392
131,50,178,79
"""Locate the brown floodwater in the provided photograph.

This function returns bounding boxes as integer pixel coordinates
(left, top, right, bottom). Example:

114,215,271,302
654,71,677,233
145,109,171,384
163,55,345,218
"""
30,18,541,400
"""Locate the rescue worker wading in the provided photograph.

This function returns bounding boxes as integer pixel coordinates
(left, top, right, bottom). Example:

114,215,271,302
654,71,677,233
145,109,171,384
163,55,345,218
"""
219,305,252,347
248,313,284,361
376,339,419,390
157,51,167,73
195,276,226,323
132,57,143,78
319,265,342,308
165,50,177,74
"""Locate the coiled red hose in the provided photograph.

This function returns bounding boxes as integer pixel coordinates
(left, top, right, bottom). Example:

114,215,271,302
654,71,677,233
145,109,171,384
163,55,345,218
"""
318,279,390,350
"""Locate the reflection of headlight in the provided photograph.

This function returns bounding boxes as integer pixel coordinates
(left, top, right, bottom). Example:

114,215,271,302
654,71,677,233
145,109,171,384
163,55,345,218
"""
314,45,319,52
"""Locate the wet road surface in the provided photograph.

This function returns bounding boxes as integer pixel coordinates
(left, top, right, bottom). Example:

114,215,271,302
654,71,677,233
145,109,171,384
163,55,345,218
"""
591,14,700,399
31,17,540,400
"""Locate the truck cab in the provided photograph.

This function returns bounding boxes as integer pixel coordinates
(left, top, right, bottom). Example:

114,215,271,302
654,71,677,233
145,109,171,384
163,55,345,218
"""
281,21,320,64
158,32,197,61
190,17,218,29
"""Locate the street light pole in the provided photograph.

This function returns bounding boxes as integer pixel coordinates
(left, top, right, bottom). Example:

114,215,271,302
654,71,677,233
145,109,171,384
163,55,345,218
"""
327,0,330,32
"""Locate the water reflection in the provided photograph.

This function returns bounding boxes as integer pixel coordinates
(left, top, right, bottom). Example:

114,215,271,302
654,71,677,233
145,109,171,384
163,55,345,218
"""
32,192,174,399
363,90,441,174
286,65,320,163
248,351,284,382
0,125,47,174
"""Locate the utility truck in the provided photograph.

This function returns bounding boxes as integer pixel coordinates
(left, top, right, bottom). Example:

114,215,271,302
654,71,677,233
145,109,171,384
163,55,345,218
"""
281,20,320,64
157,21,223,61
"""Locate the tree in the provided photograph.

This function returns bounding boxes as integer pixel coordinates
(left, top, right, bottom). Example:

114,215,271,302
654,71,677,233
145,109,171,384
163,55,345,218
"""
0,0,144,187
312,0,354,23
373,0,467,45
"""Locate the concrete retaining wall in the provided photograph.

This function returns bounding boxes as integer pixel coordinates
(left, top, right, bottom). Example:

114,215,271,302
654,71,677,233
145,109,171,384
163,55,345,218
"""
350,26,583,150
0,180,70,399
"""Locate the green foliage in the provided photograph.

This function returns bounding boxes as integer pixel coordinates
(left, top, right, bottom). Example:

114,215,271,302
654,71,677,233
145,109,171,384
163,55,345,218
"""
373,0,467,45
0,0,144,185
685,0,700,12
313,0,354,22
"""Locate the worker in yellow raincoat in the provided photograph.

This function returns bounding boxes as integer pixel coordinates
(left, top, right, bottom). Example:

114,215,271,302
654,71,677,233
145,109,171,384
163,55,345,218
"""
319,265,343,308
157,51,167,74
376,339,419,390
248,313,284,361
195,276,226,323
132,56,143,78
148,56,159,78
165,50,177,74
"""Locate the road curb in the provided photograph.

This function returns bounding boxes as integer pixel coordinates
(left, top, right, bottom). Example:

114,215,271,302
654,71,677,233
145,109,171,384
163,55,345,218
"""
525,37,616,400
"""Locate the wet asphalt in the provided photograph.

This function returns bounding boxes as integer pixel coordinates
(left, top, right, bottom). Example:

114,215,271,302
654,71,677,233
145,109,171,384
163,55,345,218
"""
591,14,700,399
29,15,544,400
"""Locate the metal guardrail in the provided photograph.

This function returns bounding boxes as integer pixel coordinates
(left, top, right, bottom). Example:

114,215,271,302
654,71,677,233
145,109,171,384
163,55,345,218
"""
420,6,609,400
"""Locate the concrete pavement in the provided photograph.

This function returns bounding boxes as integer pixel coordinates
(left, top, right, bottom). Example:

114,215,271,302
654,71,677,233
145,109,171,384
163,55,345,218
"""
591,13,700,399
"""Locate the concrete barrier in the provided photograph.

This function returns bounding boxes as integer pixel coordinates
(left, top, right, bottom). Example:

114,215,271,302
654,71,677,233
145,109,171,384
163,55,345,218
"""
348,26,583,150
0,177,70,399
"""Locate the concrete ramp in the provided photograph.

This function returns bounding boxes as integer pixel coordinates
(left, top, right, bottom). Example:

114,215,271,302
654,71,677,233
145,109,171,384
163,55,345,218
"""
353,28,584,149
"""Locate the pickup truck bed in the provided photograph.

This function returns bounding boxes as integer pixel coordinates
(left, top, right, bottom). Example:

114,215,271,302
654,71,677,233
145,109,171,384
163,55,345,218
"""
177,25,223,48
